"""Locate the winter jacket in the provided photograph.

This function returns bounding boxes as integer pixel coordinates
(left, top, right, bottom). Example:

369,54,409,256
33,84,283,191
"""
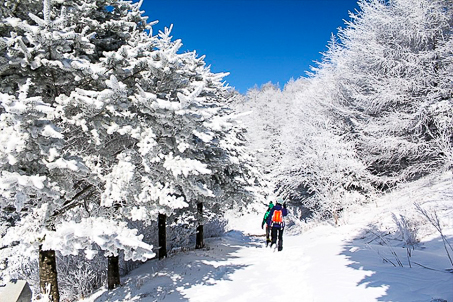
261,202,274,228
266,203,288,229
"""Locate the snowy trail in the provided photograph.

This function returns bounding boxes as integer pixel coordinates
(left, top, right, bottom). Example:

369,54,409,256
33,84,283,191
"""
182,233,312,302
84,227,396,302
85,173,453,302
85,218,453,302
182,229,386,302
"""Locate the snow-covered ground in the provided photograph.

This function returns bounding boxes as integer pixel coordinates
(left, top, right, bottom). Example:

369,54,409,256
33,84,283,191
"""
83,171,453,302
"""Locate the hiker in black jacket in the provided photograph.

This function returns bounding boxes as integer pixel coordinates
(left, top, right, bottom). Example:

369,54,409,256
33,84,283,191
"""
266,198,288,251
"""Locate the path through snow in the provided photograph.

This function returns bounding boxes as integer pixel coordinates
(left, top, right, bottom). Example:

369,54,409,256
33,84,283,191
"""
85,225,451,302
84,172,453,302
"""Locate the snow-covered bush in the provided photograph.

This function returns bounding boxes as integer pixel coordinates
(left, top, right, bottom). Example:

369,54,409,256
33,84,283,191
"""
392,213,420,248
57,250,107,301
202,217,228,239
415,203,453,267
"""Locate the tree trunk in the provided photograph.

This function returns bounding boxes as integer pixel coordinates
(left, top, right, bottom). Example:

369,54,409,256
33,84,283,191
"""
107,255,120,290
158,213,167,260
196,202,204,249
38,246,60,302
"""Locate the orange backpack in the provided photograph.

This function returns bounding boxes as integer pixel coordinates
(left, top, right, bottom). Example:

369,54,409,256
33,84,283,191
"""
272,209,283,224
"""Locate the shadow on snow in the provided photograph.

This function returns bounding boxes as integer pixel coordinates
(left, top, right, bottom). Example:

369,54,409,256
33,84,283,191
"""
92,230,259,302
340,224,453,302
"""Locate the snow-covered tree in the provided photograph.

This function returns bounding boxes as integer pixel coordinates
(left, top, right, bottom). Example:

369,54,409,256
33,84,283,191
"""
1,0,258,299
321,0,453,188
275,77,373,222
234,83,289,195
110,24,259,250
272,0,453,221
0,0,156,298
233,76,373,222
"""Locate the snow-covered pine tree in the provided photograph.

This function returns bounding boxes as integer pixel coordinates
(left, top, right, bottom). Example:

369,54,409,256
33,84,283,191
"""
0,79,66,301
116,24,259,249
0,1,100,299
50,0,258,283
1,0,258,299
0,0,153,298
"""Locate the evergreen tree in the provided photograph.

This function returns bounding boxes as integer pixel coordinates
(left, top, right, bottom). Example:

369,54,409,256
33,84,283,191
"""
1,0,258,299
0,0,155,298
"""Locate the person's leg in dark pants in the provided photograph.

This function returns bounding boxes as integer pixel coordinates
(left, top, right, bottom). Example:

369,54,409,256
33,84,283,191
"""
271,226,278,247
277,228,284,251
265,225,271,246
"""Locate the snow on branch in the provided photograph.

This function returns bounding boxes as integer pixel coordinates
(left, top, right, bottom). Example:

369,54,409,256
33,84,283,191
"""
163,153,211,177
42,217,155,261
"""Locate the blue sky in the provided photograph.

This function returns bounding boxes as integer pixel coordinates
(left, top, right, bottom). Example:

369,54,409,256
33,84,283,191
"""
141,0,360,93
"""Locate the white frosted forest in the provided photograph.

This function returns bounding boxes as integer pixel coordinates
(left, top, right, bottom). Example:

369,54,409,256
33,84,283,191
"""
0,0,453,301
